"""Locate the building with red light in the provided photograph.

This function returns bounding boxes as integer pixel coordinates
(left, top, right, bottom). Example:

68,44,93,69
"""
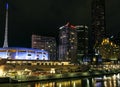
58,23,89,63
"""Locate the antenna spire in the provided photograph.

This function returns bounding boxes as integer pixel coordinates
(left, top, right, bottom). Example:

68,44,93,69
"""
3,3,8,48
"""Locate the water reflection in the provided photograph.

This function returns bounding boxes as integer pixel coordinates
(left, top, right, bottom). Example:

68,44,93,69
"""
0,73,120,87
35,80,82,87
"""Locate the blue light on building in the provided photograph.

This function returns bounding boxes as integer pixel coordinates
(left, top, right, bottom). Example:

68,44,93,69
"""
0,47,49,60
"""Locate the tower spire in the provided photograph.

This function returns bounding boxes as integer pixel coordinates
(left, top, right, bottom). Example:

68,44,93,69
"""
3,3,8,48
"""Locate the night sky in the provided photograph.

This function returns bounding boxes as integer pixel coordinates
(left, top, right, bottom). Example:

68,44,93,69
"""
0,0,120,48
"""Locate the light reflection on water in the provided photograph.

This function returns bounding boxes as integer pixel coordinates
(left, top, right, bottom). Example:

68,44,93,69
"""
0,73,120,87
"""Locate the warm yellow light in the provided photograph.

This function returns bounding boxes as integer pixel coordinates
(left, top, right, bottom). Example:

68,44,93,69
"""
0,68,3,76
50,68,55,74
93,57,96,62
17,71,22,75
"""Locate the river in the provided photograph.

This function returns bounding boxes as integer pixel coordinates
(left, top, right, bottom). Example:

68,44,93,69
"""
0,73,120,87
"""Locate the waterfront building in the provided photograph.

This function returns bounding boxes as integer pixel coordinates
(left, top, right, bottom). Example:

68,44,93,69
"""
91,0,106,54
31,35,57,60
0,47,48,60
0,3,48,61
97,38,120,62
58,23,89,63
58,23,77,62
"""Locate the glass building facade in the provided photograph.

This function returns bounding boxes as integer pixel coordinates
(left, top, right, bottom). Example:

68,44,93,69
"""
59,23,77,62
59,23,89,63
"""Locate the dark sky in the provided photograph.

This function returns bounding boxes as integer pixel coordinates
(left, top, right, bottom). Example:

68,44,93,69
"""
0,0,120,48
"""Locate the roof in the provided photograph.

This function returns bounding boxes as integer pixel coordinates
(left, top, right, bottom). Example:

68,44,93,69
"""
0,47,47,52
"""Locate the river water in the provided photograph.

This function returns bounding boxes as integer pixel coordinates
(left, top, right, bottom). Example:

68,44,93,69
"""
0,73,120,87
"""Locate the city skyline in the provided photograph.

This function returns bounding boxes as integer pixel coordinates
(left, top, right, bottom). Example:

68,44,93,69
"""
0,0,120,47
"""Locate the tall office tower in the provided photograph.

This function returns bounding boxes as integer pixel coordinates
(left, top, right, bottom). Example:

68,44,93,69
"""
3,3,8,48
59,23,77,62
31,35,57,60
91,0,106,53
76,25,89,61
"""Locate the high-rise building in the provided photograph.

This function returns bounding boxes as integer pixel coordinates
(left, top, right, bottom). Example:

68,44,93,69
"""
31,35,57,60
91,0,106,53
59,23,89,63
59,23,77,62
76,25,89,61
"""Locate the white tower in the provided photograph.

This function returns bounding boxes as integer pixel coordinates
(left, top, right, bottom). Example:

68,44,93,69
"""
3,3,8,48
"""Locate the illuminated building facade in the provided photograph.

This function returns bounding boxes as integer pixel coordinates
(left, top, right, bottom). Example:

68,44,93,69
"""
32,35,57,60
0,47,48,60
59,23,89,63
59,23,77,62
91,0,106,53
98,38,120,61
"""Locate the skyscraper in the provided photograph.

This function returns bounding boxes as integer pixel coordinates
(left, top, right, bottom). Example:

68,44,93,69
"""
3,3,8,48
59,23,77,62
91,0,106,52
31,35,57,60
59,23,89,63
76,25,89,61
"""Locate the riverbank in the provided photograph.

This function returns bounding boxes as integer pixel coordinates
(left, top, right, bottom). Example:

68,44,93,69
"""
1,69,120,83
1,63,120,83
